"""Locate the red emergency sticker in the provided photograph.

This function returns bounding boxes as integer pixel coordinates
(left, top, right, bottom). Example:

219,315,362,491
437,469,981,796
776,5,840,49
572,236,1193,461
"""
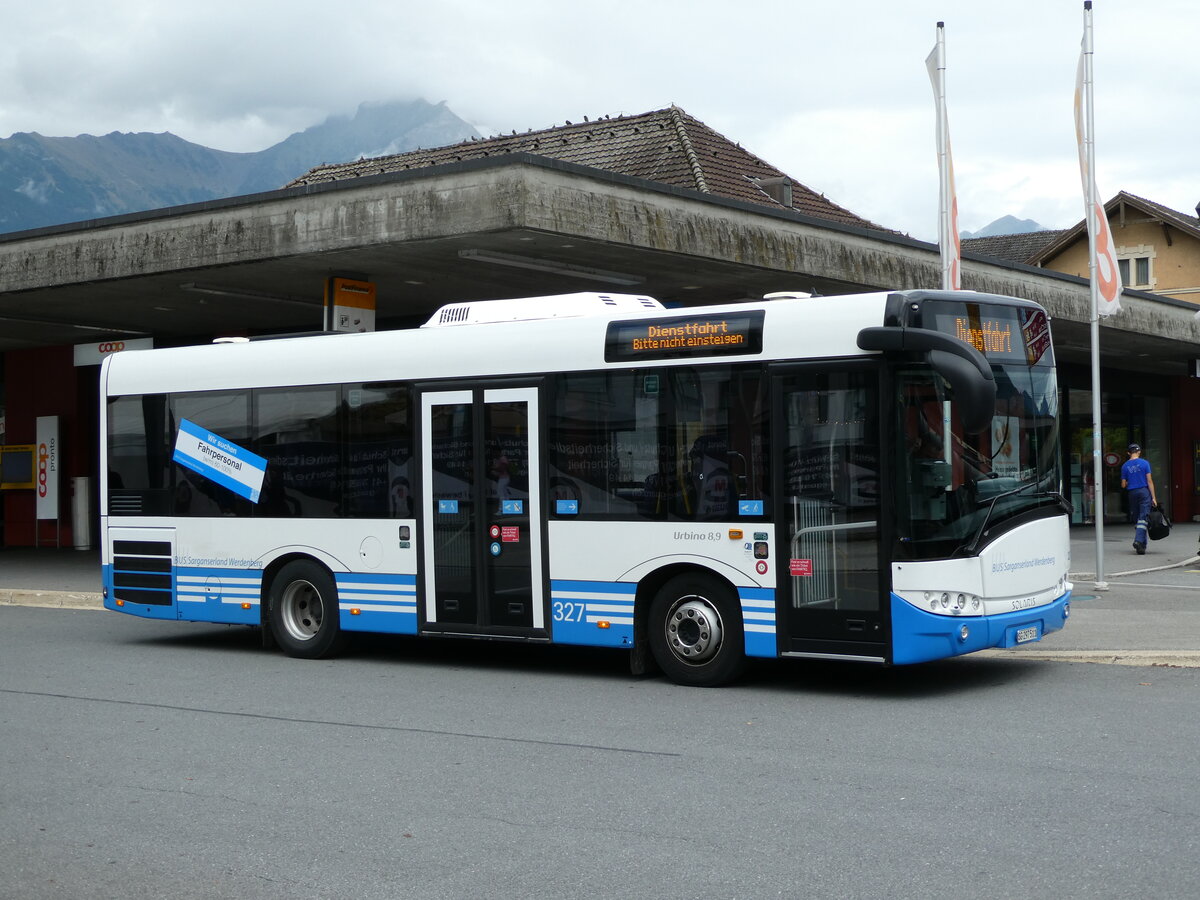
790,559,813,577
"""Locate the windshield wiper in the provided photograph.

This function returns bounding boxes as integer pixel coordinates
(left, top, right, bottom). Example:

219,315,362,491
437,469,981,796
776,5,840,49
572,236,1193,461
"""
961,482,1070,556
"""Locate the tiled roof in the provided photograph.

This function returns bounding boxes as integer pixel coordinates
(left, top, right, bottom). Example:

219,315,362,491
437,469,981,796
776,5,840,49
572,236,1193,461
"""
961,230,1067,264
1121,191,1200,233
287,106,887,232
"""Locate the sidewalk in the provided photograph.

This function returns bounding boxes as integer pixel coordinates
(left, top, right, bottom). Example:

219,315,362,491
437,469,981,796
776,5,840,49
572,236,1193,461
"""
984,518,1200,668
0,546,102,609
3,524,1198,666
1067,518,1200,581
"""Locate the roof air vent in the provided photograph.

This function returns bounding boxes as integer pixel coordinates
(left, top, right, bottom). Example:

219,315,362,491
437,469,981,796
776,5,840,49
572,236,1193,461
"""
422,292,664,327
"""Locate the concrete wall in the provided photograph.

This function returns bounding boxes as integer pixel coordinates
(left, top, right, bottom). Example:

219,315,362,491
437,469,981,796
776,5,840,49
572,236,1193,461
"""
5,159,1200,352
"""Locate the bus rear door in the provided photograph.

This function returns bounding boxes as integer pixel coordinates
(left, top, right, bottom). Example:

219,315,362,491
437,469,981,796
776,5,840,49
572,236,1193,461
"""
419,384,545,636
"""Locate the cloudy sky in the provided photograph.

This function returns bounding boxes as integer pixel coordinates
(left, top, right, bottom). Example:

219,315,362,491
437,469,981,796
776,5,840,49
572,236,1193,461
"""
1,0,1194,241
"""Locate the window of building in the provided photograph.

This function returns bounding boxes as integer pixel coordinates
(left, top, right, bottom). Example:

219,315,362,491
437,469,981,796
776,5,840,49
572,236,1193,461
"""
1117,245,1155,289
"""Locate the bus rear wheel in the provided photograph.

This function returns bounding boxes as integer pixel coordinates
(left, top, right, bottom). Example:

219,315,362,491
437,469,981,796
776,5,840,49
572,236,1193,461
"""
649,574,745,687
268,560,345,659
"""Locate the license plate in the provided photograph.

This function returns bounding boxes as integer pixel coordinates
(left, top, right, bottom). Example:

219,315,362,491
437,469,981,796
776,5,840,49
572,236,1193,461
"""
1015,625,1040,644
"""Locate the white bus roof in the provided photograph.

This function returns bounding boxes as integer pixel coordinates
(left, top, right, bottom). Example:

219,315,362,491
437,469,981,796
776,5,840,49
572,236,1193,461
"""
103,290,896,396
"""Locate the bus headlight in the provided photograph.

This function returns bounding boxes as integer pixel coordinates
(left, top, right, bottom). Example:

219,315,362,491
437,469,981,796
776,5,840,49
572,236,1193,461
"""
959,625,970,642
907,590,982,616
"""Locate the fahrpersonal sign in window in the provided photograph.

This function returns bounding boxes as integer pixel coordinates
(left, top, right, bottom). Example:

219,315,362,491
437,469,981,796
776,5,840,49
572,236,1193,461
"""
172,419,267,503
605,311,765,362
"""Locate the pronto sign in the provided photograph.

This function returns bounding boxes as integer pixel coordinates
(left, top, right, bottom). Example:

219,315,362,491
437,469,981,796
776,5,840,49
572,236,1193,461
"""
172,419,267,503
605,310,765,362
35,416,59,519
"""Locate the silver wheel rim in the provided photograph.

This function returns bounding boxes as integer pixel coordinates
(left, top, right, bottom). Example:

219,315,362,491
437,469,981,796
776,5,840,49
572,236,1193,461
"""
279,579,324,642
664,594,724,665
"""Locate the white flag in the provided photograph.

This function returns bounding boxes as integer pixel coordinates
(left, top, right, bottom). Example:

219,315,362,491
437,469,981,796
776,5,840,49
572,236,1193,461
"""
1074,41,1122,315
926,23,961,291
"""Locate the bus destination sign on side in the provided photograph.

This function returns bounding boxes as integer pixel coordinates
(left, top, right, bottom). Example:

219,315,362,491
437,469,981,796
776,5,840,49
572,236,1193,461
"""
172,419,268,503
605,311,765,363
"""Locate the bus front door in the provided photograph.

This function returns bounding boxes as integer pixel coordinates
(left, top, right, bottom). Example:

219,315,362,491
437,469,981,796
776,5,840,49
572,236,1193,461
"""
420,386,545,635
774,367,887,661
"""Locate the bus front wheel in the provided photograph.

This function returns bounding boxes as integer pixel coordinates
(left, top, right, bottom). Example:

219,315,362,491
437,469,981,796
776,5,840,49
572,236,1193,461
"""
649,574,745,687
268,560,345,659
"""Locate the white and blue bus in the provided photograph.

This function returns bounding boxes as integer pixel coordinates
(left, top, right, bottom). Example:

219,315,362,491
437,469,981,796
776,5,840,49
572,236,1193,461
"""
101,289,1072,686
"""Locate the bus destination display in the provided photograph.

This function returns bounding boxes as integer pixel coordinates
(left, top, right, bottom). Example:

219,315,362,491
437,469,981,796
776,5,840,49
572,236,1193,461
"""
605,310,765,362
930,304,1051,366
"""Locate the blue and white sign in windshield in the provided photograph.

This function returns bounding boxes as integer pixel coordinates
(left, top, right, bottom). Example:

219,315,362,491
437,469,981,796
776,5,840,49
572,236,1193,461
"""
172,419,267,503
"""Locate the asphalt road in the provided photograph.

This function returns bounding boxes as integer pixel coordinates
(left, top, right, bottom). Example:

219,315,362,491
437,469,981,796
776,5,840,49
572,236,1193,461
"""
3,606,1199,899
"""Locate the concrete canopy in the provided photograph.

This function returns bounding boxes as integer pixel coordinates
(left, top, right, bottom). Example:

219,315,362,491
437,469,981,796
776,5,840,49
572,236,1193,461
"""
2,152,1199,375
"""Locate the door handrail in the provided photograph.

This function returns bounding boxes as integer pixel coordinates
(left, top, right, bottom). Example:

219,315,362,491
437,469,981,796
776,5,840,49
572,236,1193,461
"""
790,520,877,547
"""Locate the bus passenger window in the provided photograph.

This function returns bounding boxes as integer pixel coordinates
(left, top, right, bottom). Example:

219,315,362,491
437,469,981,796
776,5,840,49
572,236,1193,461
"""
170,391,253,518
345,383,413,518
254,387,340,518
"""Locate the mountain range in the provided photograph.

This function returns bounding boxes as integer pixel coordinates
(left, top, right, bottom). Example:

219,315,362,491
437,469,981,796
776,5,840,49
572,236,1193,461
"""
1,101,1050,241
0,100,480,234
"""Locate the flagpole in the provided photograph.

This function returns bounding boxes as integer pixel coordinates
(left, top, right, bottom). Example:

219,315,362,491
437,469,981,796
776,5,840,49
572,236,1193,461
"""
933,23,950,290
1082,1,1108,590
927,22,957,290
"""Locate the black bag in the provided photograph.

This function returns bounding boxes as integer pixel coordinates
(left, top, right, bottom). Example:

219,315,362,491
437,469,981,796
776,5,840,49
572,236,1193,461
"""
1147,504,1171,541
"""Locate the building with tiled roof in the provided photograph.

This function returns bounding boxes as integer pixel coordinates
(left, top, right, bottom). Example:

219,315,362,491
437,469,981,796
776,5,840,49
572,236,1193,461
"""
1025,192,1200,304
288,106,886,232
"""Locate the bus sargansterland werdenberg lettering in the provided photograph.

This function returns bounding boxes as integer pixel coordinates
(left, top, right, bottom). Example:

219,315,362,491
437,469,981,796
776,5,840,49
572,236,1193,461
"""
100,289,1072,686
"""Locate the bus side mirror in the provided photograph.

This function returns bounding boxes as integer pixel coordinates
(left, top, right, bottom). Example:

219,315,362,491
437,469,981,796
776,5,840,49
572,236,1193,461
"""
928,349,996,435
857,325,997,436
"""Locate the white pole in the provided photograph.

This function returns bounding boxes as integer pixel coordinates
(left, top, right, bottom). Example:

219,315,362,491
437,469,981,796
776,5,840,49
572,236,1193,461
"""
1082,1,1108,590
928,22,952,291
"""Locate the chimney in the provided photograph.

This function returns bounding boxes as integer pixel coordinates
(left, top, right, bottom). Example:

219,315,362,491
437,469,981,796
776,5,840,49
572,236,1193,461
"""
754,176,793,208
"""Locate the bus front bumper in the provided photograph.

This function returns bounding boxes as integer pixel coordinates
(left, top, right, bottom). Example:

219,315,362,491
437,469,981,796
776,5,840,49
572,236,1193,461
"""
890,590,1071,665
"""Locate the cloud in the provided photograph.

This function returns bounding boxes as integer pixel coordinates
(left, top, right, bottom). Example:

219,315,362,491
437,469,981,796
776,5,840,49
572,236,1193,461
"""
1,0,1195,241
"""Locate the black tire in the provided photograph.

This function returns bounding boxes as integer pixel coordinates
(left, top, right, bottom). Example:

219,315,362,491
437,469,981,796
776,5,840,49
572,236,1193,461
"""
268,560,345,659
648,573,745,687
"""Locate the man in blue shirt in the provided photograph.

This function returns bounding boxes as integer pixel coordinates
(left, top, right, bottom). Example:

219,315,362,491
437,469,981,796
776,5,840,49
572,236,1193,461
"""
1120,443,1157,554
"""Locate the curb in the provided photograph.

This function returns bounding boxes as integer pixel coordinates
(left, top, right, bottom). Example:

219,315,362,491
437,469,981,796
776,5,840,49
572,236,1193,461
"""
1069,553,1200,582
976,648,1200,668
0,590,103,610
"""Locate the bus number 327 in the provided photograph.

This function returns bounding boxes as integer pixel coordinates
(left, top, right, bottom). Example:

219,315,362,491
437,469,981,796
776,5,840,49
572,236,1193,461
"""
552,601,586,623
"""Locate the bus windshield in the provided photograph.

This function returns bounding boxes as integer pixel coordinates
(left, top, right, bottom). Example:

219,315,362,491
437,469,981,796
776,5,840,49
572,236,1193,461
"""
893,349,1063,561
